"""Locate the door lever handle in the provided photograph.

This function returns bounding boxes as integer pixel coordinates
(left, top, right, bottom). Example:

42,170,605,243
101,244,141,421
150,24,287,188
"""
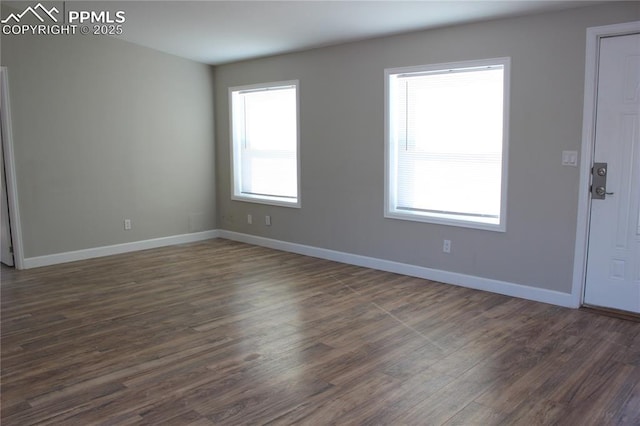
595,186,614,196
591,163,612,200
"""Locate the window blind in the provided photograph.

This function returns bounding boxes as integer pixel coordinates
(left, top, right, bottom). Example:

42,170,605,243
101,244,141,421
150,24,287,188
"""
392,66,504,221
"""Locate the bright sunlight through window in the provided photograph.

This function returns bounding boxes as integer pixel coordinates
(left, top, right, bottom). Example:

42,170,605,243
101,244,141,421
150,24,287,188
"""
385,58,510,231
230,81,300,207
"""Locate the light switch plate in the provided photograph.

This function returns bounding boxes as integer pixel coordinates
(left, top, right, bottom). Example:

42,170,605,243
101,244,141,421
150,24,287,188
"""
562,150,578,167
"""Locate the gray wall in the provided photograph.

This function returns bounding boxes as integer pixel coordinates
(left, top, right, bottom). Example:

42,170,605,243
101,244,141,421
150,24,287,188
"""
2,30,216,258
215,3,640,294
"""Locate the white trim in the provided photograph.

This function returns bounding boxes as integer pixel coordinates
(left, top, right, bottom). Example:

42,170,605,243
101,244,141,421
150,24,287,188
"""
23,230,220,269
572,21,640,308
220,230,576,308
22,227,575,307
0,67,25,269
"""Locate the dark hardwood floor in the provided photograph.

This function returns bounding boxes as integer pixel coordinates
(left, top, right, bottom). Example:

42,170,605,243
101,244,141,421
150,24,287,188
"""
1,239,639,425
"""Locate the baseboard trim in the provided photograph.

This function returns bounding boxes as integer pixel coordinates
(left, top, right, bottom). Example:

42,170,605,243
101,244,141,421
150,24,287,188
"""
21,229,577,309
219,230,577,308
23,230,220,269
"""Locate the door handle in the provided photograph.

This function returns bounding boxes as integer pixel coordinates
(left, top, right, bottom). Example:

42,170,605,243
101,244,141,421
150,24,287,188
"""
591,162,613,200
594,186,614,197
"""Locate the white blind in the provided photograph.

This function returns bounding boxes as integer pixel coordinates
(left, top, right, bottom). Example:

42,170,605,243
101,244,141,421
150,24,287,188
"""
237,85,297,199
392,66,504,220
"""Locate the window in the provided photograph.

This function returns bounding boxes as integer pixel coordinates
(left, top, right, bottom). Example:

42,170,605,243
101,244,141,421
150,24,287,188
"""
385,58,510,231
230,80,300,207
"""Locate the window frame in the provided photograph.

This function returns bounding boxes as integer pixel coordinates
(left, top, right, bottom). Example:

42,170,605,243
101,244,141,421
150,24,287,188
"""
229,80,301,208
384,57,510,232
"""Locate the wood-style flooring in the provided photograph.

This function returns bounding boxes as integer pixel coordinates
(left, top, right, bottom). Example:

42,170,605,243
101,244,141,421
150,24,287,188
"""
1,239,639,425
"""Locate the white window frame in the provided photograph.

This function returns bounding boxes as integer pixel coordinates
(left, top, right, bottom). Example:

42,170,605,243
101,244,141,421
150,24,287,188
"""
384,57,510,232
229,80,301,208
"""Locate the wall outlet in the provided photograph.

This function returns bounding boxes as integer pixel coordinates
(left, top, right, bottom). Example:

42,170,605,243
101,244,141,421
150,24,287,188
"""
247,214,252,225
265,215,271,226
124,219,132,230
443,239,451,253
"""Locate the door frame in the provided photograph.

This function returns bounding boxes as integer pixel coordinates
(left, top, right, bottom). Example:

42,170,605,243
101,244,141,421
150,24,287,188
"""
1,67,24,269
572,21,640,308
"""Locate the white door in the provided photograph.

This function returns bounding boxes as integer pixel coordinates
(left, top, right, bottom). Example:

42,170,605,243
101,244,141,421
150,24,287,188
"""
584,32,640,313
0,114,14,266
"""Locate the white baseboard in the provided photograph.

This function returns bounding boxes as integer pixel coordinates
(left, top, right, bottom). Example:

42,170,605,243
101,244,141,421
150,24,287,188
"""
219,230,578,308
22,230,220,269
21,228,577,309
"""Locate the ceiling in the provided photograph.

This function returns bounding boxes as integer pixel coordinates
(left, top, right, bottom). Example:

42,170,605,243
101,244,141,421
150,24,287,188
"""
7,1,608,65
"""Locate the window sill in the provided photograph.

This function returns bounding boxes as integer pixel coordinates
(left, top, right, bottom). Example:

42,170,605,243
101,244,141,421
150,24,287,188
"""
232,194,300,209
384,209,505,232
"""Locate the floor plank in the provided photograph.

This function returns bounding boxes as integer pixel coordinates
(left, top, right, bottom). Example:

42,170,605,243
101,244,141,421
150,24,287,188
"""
1,239,639,425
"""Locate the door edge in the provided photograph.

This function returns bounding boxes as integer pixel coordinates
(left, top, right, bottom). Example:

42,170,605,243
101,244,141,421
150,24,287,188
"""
1,67,25,269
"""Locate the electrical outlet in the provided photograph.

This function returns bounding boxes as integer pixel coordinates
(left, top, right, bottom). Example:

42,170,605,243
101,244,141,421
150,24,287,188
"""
124,219,132,230
247,214,252,225
265,215,271,226
443,239,451,253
